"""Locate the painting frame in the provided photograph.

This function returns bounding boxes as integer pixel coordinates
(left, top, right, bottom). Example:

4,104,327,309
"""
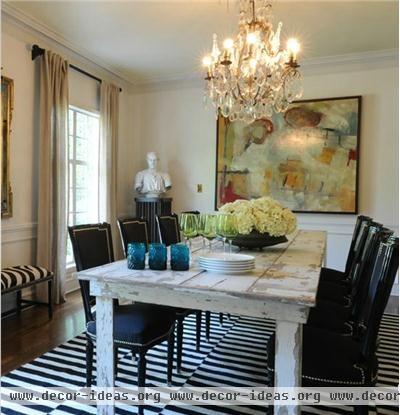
1,76,14,218
214,95,362,214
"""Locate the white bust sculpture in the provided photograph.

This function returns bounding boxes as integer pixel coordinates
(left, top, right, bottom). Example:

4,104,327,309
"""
134,152,172,198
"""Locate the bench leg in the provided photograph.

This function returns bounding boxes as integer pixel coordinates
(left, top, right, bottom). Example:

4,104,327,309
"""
48,280,53,319
16,290,22,316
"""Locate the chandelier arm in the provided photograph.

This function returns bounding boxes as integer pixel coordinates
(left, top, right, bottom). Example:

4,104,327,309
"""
237,84,247,103
253,86,262,104
251,0,256,23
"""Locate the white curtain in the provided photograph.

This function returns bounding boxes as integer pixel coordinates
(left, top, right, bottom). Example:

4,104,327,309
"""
99,81,120,257
36,50,69,304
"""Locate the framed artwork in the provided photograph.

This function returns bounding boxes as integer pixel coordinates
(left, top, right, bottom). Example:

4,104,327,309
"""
1,76,14,218
215,96,361,214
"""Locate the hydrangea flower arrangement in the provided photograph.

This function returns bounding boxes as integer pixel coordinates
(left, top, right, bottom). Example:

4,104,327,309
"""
219,197,297,237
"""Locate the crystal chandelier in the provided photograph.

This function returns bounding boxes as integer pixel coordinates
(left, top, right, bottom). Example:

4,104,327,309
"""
202,0,303,123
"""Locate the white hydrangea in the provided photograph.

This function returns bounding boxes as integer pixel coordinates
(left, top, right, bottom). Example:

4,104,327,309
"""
219,196,297,237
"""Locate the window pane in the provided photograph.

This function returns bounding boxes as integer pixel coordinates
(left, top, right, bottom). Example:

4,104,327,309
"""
76,112,89,138
76,188,88,212
76,164,88,188
76,212,88,225
76,137,88,161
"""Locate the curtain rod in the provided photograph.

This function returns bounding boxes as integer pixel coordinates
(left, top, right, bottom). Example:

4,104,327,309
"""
31,44,123,92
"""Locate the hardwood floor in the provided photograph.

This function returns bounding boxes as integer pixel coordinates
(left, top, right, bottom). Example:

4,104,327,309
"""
1,290,85,374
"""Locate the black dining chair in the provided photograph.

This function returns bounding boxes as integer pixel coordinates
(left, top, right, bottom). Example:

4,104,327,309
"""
319,215,372,284
68,222,176,410
316,220,377,305
156,214,181,246
117,217,149,255
118,215,202,371
307,225,393,335
267,236,399,415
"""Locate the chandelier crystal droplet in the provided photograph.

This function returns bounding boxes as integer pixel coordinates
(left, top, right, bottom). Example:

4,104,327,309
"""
202,0,303,123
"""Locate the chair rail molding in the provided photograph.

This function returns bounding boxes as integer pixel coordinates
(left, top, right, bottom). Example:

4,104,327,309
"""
1,222,38,244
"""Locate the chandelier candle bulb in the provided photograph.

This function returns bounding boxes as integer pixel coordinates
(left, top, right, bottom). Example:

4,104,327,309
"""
202,56,212,67
201,0,303,123
287,38,300,62
202,55,213,80
223,38,234,49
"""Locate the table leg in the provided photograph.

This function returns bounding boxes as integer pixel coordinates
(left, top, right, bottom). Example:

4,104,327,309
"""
96,296,115,415
274,321,302,415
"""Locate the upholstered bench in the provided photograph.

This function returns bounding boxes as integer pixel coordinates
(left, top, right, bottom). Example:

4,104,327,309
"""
1,265,53,318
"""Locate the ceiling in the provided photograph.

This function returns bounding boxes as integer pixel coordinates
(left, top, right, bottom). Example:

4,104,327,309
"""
5,1,399,85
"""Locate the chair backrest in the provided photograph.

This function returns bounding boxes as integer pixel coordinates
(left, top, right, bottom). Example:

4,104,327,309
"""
347,220,378,287
156,214,181,246
117,217,149,257
344,215,372,274
360,236,399,359
350,223,385,292
351,226,393,322
68,223,115,323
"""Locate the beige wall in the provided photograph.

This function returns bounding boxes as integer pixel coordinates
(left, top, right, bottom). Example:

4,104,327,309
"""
130,65,399,276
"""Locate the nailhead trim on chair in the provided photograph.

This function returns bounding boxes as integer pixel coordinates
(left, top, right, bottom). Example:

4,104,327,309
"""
266,363,368,385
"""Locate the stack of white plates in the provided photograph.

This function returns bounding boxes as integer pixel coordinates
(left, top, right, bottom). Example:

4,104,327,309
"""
198,253,255,274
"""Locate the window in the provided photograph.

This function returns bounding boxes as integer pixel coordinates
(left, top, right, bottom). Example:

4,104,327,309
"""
67,106,101,264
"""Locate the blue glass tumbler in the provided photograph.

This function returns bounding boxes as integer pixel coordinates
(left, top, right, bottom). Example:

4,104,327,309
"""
148,243,167,270
127,242,146,270
171,243,190,271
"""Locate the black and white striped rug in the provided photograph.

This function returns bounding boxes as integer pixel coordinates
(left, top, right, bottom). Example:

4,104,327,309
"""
1,314,398,415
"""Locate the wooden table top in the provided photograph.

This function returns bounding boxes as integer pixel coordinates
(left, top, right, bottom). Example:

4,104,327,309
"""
76,230,326,308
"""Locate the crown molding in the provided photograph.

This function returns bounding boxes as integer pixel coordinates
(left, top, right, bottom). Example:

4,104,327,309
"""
134,48,399,93
301,48,398,74
1,1,138,89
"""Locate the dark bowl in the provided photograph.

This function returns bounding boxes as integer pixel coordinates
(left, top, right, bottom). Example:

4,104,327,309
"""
231,231,288,250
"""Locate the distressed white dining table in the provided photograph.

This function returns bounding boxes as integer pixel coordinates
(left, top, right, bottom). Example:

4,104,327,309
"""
76,229,326,415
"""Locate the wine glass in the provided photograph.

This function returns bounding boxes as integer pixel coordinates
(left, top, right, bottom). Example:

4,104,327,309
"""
180,213,198,251
202,214,217,252
216,214,229,253
197,213,207,251
223,214,238,254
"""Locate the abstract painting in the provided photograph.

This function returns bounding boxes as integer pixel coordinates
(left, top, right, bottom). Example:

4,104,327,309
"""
215,96,361,213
